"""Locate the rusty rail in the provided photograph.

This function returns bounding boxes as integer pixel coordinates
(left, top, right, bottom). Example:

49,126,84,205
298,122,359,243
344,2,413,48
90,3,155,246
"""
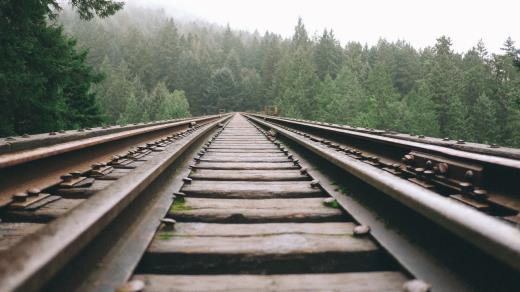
0,113,517,291
245,113,520,272
0,115,223,207
246,113,520,224
0,115,231,291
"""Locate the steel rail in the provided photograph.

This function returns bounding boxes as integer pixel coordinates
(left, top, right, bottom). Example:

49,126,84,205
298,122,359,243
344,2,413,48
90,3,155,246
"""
261,115,520,160
0,117,205,155
0,115,222,207
0,115,219,169
0,115,231,292
246,114,520,271
249,114,520,170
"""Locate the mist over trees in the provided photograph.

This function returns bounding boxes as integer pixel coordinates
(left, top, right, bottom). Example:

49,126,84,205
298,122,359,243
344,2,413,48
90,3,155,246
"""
57,6,520,147
3,3,520,148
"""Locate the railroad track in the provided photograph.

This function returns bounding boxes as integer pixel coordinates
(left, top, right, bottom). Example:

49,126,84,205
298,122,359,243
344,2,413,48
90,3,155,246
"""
0,113,518,291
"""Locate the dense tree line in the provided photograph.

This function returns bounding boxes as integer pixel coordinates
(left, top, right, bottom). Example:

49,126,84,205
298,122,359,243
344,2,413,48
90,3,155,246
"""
4,3,520,148
58,7,520,147
0,1,189,136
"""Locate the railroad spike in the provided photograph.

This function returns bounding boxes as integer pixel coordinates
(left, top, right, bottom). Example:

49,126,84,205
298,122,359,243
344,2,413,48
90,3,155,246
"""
12,192,28,202
310,180,320,188
403,279,431,292
353,225,371,237
116,279,145,292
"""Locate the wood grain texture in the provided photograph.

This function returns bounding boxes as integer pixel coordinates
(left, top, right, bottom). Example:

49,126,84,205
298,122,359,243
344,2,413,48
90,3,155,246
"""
168,198,346,223
181,180,323,198
194,162,299,170
133,272,408,291
189,169,306,181
0,223,44,251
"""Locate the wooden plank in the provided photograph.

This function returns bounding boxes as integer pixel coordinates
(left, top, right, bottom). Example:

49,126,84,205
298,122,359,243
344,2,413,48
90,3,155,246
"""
168,198,346,223
0,223,45,251
141,222,382,274
201,152,286,157
207,145,278,149
213,137,272,143
205,149,281,153
4,198,85,222
160,222,356,236
181,180,323,198
189,169,306,181
133,272,408,291
194,162,299,170
199,157,289,163
209,143,274,147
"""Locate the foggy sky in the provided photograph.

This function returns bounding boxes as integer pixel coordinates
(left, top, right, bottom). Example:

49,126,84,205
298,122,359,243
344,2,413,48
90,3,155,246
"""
128,0,519,54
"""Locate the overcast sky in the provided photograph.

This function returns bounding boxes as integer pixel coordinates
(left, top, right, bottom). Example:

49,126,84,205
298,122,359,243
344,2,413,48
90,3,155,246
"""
129,0,519,53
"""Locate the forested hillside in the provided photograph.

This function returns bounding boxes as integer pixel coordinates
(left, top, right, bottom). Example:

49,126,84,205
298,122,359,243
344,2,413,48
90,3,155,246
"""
3,3,520,147
59,6,520,147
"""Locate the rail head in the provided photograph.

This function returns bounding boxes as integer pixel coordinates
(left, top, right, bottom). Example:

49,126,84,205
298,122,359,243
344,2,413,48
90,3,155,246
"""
0,115,231,292
249,113,520,169
246,114,520,272
0,115,224,169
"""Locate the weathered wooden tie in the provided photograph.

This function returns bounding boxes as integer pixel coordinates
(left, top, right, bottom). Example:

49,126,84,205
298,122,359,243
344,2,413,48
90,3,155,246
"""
133,114,407,291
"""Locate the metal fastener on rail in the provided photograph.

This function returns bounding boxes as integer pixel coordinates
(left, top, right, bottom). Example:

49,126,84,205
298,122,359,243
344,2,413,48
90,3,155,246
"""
353,225,371,236
12,192,28,202
160,218,176,231
27,188,40,197
403,279,431,292
182,177,192,184
173,192,186,200
310,180,320,188
116,279,145,292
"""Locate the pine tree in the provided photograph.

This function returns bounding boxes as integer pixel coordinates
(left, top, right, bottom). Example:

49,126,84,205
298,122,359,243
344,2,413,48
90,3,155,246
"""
425,36,464,135
155,89,190,120
361,62,404,130
402,81,440,136
275,48,319,118
314,29,344,80
470,93,497,143
206,67,239,113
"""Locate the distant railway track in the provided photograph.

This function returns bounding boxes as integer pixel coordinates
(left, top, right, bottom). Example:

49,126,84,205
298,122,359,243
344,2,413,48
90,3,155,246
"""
0,113,518,291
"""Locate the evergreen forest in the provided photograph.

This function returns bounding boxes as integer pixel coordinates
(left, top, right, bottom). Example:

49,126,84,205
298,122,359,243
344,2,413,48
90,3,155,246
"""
2,2,520,147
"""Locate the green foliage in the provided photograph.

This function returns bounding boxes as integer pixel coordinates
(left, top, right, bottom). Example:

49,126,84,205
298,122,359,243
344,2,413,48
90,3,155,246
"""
402,81,440,136
40,8,520,148
0,0,121,136
47,0,124,20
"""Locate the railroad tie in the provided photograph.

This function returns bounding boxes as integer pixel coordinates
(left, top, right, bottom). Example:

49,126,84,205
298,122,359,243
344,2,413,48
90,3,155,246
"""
132,114,409,291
